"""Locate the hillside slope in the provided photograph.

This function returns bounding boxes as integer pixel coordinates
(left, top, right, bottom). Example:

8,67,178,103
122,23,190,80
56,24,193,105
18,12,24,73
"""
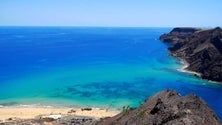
160,27,222,82
98,90,221,125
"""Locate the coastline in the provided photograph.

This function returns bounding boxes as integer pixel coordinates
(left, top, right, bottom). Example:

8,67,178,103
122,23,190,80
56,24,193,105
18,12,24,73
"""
176,58,222,84
0,106,120,122
176,58,201,77
160,27,222,83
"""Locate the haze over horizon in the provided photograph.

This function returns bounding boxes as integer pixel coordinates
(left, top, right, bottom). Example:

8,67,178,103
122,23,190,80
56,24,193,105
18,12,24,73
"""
0,0,221,27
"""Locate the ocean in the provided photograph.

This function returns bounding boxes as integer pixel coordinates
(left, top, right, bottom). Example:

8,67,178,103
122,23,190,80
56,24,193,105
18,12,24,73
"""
0,27,221,118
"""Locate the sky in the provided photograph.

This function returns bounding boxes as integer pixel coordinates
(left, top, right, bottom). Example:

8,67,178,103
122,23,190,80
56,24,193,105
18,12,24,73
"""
0,0,221,27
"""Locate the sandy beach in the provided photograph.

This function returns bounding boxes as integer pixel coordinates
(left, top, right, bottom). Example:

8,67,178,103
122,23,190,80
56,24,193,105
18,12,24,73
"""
0,107,119,122
175,58,222,85
177,59,201,77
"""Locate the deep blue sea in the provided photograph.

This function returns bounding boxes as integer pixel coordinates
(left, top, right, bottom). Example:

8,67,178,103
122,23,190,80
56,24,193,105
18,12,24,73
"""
0,27,221,118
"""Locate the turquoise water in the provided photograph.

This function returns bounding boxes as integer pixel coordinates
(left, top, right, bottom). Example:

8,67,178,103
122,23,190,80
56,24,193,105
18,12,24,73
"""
0,27,221,118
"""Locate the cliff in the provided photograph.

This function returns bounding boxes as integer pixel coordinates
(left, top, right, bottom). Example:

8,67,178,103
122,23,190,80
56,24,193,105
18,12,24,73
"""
98,90,221,125
160,27,222,82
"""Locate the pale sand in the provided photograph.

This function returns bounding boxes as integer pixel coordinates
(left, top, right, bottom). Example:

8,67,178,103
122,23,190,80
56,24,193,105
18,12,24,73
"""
177,59,201,77
0,107,120,121
177,59,222,84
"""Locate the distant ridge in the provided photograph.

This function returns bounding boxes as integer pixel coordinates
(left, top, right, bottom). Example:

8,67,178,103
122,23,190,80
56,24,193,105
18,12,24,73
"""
160,27,222,82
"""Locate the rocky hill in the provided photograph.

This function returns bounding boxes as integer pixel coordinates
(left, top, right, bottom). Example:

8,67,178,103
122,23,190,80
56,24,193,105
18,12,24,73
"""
98,90,221,125
160,27,222,82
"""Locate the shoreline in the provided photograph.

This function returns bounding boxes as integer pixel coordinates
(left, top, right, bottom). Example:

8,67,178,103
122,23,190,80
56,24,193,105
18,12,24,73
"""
176,58,222,84
0,106,120,122
176,58,201,77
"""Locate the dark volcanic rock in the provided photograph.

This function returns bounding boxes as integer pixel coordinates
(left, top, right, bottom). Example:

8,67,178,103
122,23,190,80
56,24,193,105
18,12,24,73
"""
160,27,222,82
97,90,222,125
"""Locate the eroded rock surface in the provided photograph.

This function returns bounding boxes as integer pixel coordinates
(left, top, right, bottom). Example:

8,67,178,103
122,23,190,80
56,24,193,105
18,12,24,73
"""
160,27,222,82
98,90,222,125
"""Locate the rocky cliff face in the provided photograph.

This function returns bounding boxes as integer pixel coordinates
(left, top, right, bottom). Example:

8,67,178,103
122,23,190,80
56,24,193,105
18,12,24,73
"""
160,27,222,82
98,90,221,125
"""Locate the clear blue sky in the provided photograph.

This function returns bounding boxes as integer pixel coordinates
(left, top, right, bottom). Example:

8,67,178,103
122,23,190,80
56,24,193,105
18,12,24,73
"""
0,0,221,27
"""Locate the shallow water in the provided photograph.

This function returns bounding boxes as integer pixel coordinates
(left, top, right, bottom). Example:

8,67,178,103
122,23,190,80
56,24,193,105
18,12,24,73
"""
0,27,221,118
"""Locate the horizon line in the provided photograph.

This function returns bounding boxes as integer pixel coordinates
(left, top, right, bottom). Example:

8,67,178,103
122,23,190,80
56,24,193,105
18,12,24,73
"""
0,25,220,28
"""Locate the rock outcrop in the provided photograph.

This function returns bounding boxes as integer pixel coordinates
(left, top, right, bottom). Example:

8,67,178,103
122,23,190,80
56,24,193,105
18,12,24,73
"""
97,90,222,125
160,27,222,82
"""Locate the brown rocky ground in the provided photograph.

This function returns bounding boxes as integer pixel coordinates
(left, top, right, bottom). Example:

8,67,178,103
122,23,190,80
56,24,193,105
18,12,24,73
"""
160,27,222,82
98,90,221,125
